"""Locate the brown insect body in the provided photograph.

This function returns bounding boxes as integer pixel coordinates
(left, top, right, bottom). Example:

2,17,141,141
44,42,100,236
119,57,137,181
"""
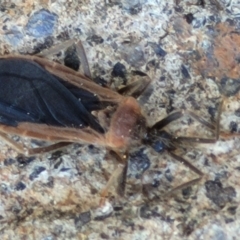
0,40,220,197
106,97,146,150
0,53,148,157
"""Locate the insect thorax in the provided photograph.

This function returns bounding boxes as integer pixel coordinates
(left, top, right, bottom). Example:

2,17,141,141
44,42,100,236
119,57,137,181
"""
106,97,146,150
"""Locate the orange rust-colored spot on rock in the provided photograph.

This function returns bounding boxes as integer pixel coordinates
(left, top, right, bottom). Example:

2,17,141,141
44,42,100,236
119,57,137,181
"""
172,17,240,81
193,22,240,80
212,25,240,79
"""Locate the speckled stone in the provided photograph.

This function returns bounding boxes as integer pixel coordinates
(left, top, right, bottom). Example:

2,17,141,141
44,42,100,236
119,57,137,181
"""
0,0,240,239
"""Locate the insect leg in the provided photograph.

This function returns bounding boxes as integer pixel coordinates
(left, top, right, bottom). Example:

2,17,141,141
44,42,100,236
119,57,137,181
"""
151,101,222,144
100,164,125,203
152,110,214,131
36,39,92,79
174,101,222,144
146,102,222,197
165,152,204,196
100,151,128,203
37,39,76,58
0,132,27,155
117,73,151,98
75,40,91,79
0,132,72,156
26,142,72,156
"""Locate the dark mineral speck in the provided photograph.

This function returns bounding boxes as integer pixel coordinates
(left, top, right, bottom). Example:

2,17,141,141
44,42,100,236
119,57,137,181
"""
113,206,123,211
145,171,163,189
181,65,190,78
148,42,167,57
86,35,104,46
17,156,35,167
208,106,216,121
74,211,91,229
182,220,197,236
198,0,205,7
100,233,110,239
220,77,240,97
93,76,108,87
146,59,157,71
64,45,80,71
0,6,6,12
53,158,63,169
139,204,152,219
160,76,165,81
4,158,16,166
144,130,174,153
128,148,150,178
15,181,26,191
32,36,54,54
128,3,142,15
184,13,194,24
111,62,127,78
60,167,71,172
225,218,234,224
205,180,236,207
29,166,46,181
48,151,65,160
182,186,192,199
229,121,238,133
11,205,21,214
226,18,235,26
174,6,184,13
236,55,240,64
46,176,54,188
227,206,237,215
165,169,173,182
193,17,206,28
139,205,161,219
88,144,101,154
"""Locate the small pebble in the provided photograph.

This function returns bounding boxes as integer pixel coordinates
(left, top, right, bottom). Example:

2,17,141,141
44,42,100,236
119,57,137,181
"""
26,9,57,38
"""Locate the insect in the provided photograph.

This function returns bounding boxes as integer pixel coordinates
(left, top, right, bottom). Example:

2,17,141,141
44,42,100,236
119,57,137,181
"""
0,40,221,199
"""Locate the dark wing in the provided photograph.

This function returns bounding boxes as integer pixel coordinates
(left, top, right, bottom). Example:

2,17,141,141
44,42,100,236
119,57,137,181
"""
0,58,104,133
54,76,107,112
